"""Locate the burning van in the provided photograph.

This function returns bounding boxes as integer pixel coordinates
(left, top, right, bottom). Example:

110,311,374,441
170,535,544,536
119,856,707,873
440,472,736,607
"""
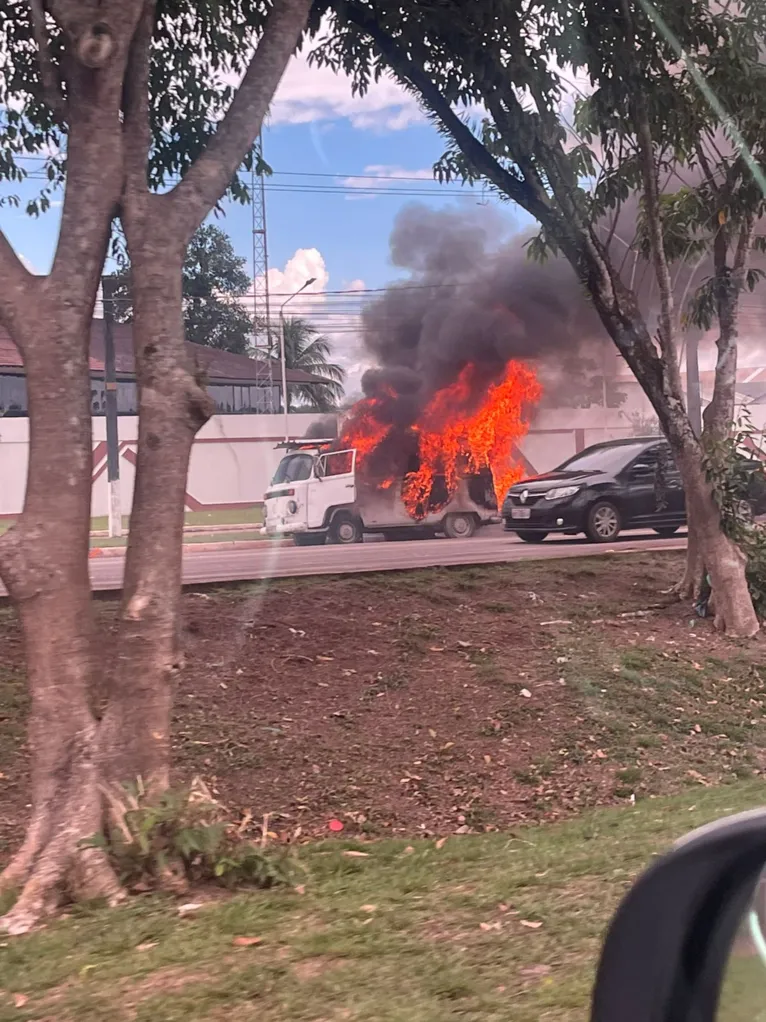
263,439,498,545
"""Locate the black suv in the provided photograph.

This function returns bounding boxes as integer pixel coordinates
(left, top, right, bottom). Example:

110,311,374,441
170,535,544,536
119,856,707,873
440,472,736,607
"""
503,437,687,543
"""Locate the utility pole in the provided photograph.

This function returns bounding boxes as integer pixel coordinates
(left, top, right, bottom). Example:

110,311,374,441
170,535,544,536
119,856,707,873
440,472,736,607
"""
280,277,316,440
102,276,122,537
686,331,703,437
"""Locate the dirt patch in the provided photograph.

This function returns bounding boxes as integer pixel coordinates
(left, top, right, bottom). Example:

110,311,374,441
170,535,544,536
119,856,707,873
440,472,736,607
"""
1,551,765,850
292,957,347,981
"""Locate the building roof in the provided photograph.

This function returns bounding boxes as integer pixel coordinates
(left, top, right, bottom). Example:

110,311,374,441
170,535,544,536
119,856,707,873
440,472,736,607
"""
0,322,325,386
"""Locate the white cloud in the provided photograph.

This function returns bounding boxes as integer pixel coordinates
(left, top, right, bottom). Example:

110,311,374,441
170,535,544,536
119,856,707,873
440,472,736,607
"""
271,54,424,132
249,249,370,396
264,247,329,298
339,164,436,200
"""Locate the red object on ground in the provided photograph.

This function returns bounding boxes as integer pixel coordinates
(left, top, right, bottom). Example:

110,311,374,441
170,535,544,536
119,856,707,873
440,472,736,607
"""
328,819,344,833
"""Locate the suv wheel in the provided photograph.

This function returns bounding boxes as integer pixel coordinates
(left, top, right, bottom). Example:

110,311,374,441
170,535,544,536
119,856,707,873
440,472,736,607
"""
516,530,548,543
653,526,679,537
586,500,621,543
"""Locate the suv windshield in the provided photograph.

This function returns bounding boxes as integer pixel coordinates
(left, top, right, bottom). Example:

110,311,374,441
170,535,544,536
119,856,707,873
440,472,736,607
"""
271,453,314,485
557,442,658,475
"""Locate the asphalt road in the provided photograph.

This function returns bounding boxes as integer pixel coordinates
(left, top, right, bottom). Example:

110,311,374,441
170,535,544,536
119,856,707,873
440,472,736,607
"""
79,524,686,592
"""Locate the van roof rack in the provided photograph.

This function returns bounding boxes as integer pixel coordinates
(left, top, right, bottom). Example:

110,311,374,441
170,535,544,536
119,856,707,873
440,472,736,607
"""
276,438,336,451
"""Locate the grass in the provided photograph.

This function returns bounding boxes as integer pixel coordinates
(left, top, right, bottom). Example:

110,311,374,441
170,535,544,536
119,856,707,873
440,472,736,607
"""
2,782,766,1021
1,508,263,538
91,508,264,530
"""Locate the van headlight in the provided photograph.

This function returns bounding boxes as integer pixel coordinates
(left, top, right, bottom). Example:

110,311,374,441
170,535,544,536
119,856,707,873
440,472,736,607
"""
545,486,579,501
287,500,298,515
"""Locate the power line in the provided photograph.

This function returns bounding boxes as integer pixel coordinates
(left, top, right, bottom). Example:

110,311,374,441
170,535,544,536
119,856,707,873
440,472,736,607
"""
19,174,476,199
14,155,467,187
107,281,476,300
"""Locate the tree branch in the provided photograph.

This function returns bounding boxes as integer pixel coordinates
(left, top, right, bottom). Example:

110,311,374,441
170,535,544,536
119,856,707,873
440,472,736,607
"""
28,0,66,119
620,1,676,372
122,0,156,188
0,229,38,341
164,0,313,244
340,4,551,225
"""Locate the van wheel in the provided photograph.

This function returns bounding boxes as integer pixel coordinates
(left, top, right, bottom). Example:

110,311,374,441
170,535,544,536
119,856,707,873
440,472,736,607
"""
586,500,621,543
293,533,326,547
442,512,477,539
653,526,679,537
330,512,363,544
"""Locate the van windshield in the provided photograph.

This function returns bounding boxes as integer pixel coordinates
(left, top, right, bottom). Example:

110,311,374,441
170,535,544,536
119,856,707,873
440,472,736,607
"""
271,454,314,485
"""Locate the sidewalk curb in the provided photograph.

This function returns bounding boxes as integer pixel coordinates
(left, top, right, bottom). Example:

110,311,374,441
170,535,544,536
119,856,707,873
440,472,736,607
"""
90,522,261,538
89,538,290,558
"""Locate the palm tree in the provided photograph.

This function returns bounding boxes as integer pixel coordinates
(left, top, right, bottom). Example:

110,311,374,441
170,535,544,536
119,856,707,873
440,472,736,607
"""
272,316,346,411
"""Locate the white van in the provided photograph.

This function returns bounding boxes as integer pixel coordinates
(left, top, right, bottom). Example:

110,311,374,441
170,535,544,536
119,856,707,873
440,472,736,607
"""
263,440,497,545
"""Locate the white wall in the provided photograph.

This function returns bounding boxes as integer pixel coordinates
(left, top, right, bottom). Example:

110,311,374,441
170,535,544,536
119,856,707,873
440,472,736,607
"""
0,413,332,518
0,406,669,519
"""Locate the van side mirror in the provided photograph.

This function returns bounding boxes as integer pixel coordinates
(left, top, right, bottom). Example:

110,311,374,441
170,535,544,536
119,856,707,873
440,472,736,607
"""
314,458,325,480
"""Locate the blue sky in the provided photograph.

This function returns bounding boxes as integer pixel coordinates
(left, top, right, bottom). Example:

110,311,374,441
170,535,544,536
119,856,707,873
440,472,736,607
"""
0,50,531,392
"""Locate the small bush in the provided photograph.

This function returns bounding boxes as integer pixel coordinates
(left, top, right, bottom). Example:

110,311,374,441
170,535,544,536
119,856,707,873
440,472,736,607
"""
89,777,291,893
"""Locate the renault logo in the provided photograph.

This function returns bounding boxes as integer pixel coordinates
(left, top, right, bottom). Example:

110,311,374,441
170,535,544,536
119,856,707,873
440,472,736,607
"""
520,490,529,504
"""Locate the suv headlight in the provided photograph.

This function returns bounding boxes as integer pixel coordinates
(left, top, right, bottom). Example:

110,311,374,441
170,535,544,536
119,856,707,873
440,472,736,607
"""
545,486,579,501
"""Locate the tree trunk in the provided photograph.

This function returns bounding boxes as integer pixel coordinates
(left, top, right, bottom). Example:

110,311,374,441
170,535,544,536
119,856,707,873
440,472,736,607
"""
98,237,213,794
673,441,758,636
680,221,754,619
0,310,122,934
674,499,704,600
0,0,312,933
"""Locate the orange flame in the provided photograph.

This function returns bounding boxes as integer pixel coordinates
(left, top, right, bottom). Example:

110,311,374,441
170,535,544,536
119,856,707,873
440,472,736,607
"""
402,362,540,515
339,361,540,518
338,392,393,461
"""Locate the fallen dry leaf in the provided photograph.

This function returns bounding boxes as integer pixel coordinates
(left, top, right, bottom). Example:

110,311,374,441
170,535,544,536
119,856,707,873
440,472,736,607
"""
294,884,307,895
232,936,263,947
177,902,205,918
136,942,158,952
520,688,532,699
403,845,415,855
479,921,502,932
429,646,445,652
519,964,552,978
360,904,377,913
435,837,448,850
342,850,370,858
13,995,28,1008
520,919,543,929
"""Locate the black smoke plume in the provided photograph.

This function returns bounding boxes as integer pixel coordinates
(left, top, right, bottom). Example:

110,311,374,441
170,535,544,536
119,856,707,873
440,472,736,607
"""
356,203,619,429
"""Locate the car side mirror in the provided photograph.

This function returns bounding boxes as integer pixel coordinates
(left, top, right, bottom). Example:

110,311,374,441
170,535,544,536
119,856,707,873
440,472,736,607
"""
631,464,654,478
590,807,766,1022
